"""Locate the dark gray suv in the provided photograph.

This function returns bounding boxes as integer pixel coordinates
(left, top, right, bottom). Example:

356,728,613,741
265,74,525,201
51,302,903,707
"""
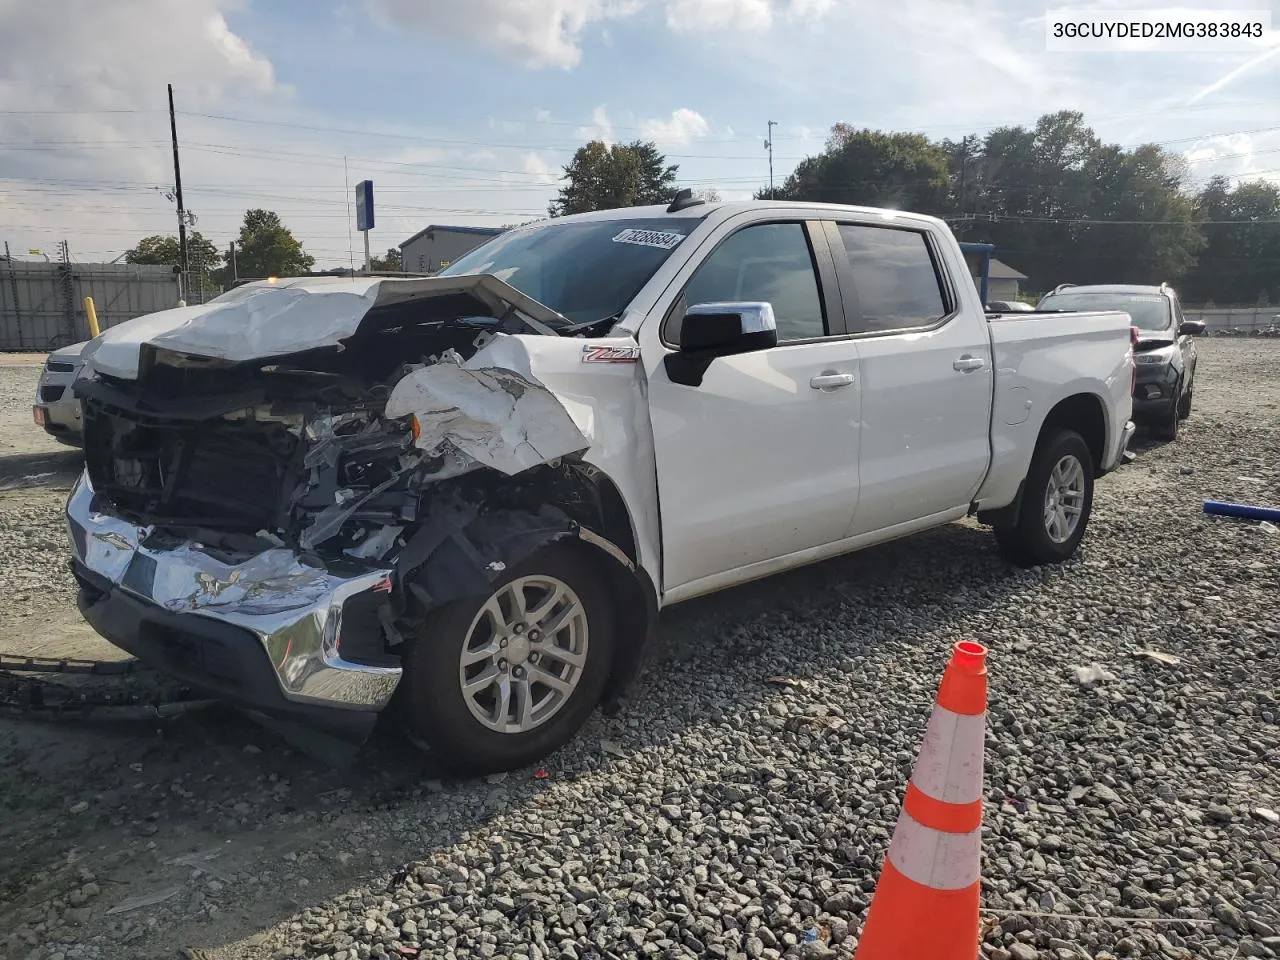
1038,283,1204,441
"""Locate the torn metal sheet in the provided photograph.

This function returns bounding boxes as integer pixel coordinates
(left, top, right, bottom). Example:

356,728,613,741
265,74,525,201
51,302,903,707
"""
84,280,380,380
346,525,404,561
81,274,571,380
385,350,590,475
141,546,338,616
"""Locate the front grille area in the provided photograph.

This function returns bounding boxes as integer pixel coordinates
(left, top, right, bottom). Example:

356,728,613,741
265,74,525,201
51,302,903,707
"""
46,360,76,373
83,400,298,531
40,384,66,403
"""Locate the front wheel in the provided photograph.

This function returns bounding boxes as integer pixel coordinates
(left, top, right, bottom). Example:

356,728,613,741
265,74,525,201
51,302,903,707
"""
398,544,615,774
994,429,1094,567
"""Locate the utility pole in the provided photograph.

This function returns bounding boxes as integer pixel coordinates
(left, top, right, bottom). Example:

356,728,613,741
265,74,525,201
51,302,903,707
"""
229,241,238,283
167,83,189,290
344,157,355,275
765,120,778,200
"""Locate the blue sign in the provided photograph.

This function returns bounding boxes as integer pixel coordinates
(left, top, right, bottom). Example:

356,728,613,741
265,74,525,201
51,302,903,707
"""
355,180,374,231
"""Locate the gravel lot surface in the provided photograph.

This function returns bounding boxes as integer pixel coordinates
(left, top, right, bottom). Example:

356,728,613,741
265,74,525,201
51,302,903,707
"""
0,339,1277,960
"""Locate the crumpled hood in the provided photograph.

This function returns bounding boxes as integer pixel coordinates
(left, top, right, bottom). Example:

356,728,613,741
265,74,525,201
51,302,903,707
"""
82,273,569,380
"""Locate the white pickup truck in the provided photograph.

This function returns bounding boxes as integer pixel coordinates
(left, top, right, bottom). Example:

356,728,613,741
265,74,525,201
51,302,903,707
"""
67,198,1134,772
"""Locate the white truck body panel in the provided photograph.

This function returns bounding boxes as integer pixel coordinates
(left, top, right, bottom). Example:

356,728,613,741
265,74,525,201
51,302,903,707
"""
79,201,1134,607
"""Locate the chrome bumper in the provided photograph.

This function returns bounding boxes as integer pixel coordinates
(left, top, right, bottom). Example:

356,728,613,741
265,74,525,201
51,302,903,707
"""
1102,419,1137,472
66,471,402,711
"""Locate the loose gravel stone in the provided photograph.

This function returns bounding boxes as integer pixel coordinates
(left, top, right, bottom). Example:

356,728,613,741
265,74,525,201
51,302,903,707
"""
2,341,1280,960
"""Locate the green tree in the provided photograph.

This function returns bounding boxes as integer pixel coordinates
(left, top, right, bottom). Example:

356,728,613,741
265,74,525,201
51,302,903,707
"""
940,112,1203,293
758,125,950,211
225,209,315,279
1182,176,1280,304
125,231,220,290
369,247,402,273
550,140,679,216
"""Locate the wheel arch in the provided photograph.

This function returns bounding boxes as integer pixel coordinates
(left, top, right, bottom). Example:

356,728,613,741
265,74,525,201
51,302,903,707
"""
1039,392,1107,475
978,390,1106,528
392,461,660,708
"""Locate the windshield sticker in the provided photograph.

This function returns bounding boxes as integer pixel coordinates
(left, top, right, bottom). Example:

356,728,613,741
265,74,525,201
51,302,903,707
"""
582,344,641,364
613,228,685,250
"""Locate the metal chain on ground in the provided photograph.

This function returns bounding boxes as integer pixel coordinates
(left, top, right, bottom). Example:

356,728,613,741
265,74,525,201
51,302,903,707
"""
0,655,216,721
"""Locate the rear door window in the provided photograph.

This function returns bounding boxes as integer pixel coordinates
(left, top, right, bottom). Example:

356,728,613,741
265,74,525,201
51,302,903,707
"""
832,224,949,334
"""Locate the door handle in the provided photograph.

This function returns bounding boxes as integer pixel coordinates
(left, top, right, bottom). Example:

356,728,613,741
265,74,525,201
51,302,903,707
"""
810,372,855,390
953,355,987,372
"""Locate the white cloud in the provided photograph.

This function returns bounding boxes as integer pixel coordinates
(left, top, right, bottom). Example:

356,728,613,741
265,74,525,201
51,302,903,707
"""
366,0,639,69
1180,131,1280,186
522,153,561,185
663,0,830,32
665,0,773,32
640,108,711,146
0,1,559,272
535,109,554,122
577,105,615,144
366,0,838,67
0,0,285,259
786,0,833,15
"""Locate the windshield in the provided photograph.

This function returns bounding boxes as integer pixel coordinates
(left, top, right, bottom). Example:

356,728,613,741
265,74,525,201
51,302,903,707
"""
437,218,699,326
1038,291,1172,331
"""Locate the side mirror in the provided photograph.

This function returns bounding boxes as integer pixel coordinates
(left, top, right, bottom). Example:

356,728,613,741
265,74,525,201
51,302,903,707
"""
1179,320,1206,336
666,302,778,387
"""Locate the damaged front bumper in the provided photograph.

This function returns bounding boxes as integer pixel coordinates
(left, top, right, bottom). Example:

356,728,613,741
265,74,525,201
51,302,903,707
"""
66,472,402,734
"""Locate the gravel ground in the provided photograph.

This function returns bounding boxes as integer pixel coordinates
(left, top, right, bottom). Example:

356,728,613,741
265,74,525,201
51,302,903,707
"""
0,339,1277,960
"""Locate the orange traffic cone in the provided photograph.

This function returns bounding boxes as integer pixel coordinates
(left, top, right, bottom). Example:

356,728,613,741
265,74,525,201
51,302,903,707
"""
853,640,989,960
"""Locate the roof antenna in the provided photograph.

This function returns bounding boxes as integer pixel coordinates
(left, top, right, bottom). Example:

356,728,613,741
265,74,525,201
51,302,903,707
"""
667,188,706,213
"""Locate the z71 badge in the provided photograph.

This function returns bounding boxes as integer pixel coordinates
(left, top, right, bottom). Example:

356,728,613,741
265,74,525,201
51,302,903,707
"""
581,344,641,364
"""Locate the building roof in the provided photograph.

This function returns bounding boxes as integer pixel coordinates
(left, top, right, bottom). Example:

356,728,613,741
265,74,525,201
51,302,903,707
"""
400,224,507,248
987,258,1027,281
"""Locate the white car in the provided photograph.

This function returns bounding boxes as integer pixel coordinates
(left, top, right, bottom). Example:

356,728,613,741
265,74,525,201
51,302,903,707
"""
66,197,1135,772
33,341,89,446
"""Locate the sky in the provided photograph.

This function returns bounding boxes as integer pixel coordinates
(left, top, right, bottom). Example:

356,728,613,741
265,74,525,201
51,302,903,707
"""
2,0,1279,269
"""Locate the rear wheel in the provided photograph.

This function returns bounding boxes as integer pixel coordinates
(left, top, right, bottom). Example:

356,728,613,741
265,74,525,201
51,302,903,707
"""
398,544,615,774
994,429,1094,567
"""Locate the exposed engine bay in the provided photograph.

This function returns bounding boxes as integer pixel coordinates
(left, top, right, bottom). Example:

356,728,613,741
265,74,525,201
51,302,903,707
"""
73,285,620,659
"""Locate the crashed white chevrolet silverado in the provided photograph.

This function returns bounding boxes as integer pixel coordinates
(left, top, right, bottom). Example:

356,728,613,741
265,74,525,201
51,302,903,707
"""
66,198,1135,772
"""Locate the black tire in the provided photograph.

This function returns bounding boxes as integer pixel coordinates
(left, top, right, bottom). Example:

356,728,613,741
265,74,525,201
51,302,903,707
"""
1152,391,1180,441
994,429,1095,567
398,544,615,775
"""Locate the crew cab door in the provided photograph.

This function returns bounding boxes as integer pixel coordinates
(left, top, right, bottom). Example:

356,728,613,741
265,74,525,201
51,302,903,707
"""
640,218,862,596
821,220,994,536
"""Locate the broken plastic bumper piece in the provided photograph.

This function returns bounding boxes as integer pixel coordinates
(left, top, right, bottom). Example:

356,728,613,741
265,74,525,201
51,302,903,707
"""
65,472,402,717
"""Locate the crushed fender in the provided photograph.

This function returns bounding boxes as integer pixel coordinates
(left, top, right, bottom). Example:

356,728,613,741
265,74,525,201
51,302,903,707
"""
385,349,589,475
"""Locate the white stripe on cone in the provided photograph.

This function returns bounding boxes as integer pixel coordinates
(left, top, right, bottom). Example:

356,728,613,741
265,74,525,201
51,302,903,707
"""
885,809,982,891
910,704,986,804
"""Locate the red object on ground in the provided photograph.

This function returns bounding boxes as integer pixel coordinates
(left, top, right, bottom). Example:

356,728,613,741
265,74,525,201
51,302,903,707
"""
853,641,989,960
